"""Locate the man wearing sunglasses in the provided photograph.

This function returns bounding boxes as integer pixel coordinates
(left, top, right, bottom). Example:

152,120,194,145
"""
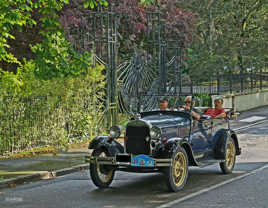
181,96,201,120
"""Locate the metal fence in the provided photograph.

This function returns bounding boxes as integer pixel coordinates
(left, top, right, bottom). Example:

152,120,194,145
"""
1,70,267,155
187,70,268,95
0,96,105,155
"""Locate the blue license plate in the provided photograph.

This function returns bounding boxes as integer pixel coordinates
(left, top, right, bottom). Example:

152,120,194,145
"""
131,155,154,167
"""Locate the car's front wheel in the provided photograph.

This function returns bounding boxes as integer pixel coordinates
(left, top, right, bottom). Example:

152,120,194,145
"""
166,147,189,192
89,148,115,188
220,137,236,174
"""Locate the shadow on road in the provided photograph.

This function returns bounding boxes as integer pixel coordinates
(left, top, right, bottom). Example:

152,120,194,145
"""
85,162,268,208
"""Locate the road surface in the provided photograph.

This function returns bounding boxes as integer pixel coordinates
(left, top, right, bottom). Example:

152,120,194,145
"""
1,121,268,208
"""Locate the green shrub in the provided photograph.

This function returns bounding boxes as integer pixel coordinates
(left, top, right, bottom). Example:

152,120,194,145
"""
0,62,106,155
195,94,212,107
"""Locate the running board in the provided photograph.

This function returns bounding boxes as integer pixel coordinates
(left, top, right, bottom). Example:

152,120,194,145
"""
197,159,225,167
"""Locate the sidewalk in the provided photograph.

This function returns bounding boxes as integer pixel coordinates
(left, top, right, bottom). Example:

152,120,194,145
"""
0,144,90,189
1,105,268,189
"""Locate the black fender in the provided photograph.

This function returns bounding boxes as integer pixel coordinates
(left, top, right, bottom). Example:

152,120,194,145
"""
157,137,198,166
164,137,184,154
89,136,124,156
213,129,241,159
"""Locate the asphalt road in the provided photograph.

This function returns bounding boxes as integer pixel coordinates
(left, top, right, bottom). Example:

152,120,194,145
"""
168,166,268,208
1,122,268,208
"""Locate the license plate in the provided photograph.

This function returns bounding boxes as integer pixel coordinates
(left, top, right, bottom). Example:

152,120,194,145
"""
131,155,154,167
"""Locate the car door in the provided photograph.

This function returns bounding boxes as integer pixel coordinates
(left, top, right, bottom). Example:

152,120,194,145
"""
211,117,229,146
190,118,212,160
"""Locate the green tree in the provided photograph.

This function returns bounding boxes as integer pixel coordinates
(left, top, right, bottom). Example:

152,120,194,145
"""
182,0,268,80
0,0,69,72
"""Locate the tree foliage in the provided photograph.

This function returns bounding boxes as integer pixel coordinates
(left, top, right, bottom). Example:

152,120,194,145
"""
0,0,113,73
59,0,195,58
182,0,268,80
0,0,69,73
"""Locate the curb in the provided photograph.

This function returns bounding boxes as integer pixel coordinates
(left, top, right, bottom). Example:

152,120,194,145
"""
0,164,89,189
54,164,89,177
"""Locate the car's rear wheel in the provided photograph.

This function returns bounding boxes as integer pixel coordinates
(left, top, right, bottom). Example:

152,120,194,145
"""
166,147,188,192
220,137,236,174
89,149,115,188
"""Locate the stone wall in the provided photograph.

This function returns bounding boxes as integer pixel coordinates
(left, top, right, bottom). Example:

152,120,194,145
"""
212,90,268,112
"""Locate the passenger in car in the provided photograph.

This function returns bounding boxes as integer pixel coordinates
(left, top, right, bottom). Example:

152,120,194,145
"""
180,96,201,120
205,98,226,118
159,97,169,111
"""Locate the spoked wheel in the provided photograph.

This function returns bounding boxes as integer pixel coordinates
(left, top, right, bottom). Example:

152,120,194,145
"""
166,147,189,192
220,137,236,174
89,149,115,188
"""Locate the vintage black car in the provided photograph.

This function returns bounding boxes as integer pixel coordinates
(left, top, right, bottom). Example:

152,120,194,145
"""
85,109,241,192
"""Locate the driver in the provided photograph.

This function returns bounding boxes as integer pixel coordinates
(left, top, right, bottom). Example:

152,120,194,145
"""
159,97,169,111
180,96,201,120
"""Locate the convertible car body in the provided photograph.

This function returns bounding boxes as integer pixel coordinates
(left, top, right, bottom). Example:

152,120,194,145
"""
85,110,241,192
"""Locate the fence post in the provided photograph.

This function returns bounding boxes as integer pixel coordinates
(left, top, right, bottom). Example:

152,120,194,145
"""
178,42,182,94
229,67,233,94
217,70,220,94
260,69,263,90
209,76,212,94
190,80,193,95
240,69,244,92
250,68,253,91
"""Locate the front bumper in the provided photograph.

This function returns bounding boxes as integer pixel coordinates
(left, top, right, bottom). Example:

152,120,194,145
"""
85,154,172,167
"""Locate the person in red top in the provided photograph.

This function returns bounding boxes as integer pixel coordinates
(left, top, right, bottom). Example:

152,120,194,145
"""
205,98,226,118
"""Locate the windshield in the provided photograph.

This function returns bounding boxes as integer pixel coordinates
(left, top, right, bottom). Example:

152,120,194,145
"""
141,111,190,127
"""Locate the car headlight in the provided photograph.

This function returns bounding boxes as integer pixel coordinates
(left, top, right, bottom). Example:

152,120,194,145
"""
110,125,121,138
150,126,161,139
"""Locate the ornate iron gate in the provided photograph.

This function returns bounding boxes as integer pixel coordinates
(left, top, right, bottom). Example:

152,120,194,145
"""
70,8,183,127
70,7,118,128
